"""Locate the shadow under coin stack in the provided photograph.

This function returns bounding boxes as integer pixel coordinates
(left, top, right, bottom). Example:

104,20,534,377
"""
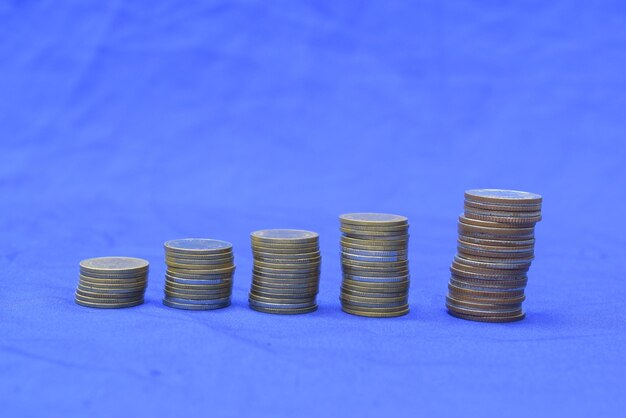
75,257,148,308
163,238,234,310
339,213,410,318
249,229,320,314
446,189,543,322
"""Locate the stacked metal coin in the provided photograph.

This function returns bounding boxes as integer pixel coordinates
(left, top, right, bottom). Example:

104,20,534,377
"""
446,189,543,322
339,213,410,318
163,238,234,310
249,229,320,314
75,257,148,308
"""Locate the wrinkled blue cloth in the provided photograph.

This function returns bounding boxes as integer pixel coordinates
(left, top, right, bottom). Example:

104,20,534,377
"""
1,1,625,417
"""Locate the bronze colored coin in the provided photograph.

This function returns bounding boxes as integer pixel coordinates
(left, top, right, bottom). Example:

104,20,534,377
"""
340,226,409,237
342,246,408,257
162,298,230,310
458,235,535,248
340,302,410,314
454,255,531,271
446,295,521,310
79,257,149,275
341,287,406,299
341,267,410,278
77,283,145,295
341,236,408,249
452,260,529,276
166,269,233,280
78,270,147,280
341,293,407,304
450,265,527,281
455,250,534,264
165,254,234,265
446,301,523,317
464,210,542,225
248,293,315,304
339,213,408,227
251,229,319,245
458,221,535,238
252,249,320,258
254,259,320,269
249,304,318,315
75,297,144,309
78,273,147,285
449,276,527,291
164,249,233,261
342,278,410,293
165,280,231,291
167,265,236,276
250,289,317,301
341,305,409,318
252,280,319,292
457,239,534,255
166,259,234,270
342,231,410,241
448,282,525,299
339,222,409,232
253,255,322,264
251,245,319,256
252,274,319,285
447,291,526,306
342,252,408,263
75,289,144,301
464,189,542,205
447,310,526,323
164,238,233,255
75,292,142,304
164,289,231,300
464,199,542,213
252,270,319,281
342,258,408,269
251,283,318,294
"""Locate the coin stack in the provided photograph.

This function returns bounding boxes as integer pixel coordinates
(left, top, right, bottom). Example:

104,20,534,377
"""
75,257,148,308
249,229,320,314
339,213,410,318
446,189,543,322
163,238,235,310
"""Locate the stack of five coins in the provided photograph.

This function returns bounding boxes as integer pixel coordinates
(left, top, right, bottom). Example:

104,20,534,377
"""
75,257,148,309
249,229,321,314
339,213,410,317
446,189,542,322
163,238,234,310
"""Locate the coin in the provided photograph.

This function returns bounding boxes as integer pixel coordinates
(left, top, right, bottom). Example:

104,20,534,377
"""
164,238,233,255
464,189,543,205
162,298,231,311
251,229,319,245
339,213,408,227
342,306,409,318
80,257,149,274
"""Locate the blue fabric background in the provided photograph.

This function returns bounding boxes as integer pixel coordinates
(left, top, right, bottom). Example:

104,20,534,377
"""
1,1,625,417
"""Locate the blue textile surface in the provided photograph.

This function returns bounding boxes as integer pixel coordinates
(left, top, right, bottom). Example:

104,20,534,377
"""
1,1,625,417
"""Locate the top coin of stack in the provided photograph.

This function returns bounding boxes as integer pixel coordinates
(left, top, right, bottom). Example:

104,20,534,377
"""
446,189,542,323
75,257,149,309
163,238,235,310
249,229,321,315
339,213,410,318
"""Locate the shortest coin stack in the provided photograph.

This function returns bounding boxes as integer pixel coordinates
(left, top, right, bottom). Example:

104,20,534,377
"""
163,238,235,310
339,213,410,318
75,257,149,308
446,189,543,323
249,229,320,314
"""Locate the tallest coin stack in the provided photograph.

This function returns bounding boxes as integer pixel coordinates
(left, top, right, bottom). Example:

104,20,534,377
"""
445,189,542,322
